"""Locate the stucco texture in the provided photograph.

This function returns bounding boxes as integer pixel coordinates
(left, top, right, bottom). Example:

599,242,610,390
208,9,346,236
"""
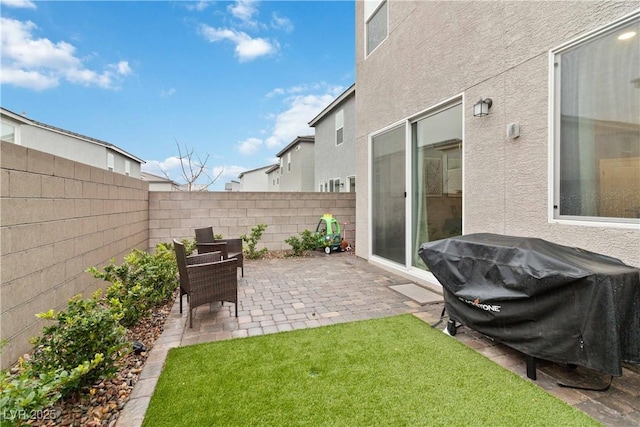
355,1,639,267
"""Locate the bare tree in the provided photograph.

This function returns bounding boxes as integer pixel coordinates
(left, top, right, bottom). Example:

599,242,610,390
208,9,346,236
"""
162,140,224,191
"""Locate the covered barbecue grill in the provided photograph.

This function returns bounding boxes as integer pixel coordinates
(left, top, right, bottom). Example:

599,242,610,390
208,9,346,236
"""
418,233,640,378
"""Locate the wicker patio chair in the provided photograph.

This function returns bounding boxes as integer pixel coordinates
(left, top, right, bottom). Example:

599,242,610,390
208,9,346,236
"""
195,226,244,277
174,239,238,328
197,241,229,257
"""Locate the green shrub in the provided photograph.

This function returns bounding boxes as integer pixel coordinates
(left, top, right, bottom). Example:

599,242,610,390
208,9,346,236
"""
285,229,318,257
241,224,269,260
28,292,128,394
180,239,197,256
104,281,152,327
87,244,178,326
147,243,179,302
0,355,103,426
1,244,180,423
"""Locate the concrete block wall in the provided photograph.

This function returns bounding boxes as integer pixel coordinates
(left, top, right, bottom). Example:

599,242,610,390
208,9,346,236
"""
149,191,356,251
0,142,149,369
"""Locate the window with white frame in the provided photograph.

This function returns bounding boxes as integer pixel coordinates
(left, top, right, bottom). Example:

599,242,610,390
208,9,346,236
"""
552,14,639,222
1,121,19,144
328,178,341,192
287,152,291,172
365,0,387,56
125,160,131,176
347,176,356,192
280,158,283,174
335,109,344,145
107,153,115,171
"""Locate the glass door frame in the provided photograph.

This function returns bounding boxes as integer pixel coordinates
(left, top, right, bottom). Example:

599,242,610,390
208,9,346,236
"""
368,94,465,286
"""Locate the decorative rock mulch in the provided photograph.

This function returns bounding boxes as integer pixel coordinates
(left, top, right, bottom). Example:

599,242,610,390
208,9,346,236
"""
25,297,175,427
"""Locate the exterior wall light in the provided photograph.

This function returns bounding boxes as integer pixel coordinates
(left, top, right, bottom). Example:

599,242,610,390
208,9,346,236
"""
473,98,493,117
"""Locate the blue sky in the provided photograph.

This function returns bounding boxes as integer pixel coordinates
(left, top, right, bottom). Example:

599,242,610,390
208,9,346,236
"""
0,0,355,190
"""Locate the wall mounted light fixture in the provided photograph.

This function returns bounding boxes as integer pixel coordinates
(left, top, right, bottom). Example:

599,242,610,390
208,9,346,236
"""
473,98,493,117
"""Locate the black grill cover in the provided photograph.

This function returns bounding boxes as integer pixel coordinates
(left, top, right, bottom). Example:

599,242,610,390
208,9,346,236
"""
418,233,640,376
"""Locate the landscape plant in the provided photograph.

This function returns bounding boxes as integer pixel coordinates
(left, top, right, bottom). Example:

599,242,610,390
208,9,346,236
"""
0,354,103,426
180,238,197,256
87,243,178,326
284,229,318,257
28,292,129,394
241,224,269,260
0,244,180,425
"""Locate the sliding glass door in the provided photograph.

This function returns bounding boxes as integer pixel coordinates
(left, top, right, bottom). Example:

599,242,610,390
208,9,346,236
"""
370,101,462,271
411,103,463,269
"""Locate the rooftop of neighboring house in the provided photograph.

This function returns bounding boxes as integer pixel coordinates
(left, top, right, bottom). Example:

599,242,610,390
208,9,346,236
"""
275,135,315,158
140,171,178,185
238,164,278,178
308,83,355,128
265,164,279,174
0,106,144,164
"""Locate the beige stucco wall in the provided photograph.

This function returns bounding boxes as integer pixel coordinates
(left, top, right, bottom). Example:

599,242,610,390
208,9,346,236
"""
314,92,357,191
355,1,639,268
279,142,316,192
0,142,149,368
148,191,356,251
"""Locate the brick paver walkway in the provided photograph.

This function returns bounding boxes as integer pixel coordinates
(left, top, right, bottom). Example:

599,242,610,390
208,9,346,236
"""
117,252,640,427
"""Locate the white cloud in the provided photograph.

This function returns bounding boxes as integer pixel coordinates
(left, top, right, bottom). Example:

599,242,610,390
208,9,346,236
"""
114,61,132,75
185,1,211,12
264,96,327,149
265,82,338,99
160,87,176,97
262,84,345,149
144,157,246,189
264,87,285,98
233,83,346,154
142,156,183,175
227,0,258,24
0,0,36,9
199,24,277,62
0,68,58,90
237,137,262,155
271,12,293,33
213,164,247,183
235,36,276,62
0,17,132,91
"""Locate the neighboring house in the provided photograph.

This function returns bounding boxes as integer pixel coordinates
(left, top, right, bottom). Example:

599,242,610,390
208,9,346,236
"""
266,164,280,191
225,180,241,191
355,2,640,287
276,136,315,192
238,165,274,191
141,171,179,191
177,183,209,192
309,83,356,193
0,107,143,177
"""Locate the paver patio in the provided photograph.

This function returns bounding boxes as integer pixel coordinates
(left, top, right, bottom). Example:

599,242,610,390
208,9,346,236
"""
117,252,640,427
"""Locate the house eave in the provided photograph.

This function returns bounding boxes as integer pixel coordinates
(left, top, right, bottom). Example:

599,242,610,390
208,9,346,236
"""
308,83,355,127
275,135,315,157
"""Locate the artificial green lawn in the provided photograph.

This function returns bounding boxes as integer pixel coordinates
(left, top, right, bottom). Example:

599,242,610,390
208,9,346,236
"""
143,314,600,426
